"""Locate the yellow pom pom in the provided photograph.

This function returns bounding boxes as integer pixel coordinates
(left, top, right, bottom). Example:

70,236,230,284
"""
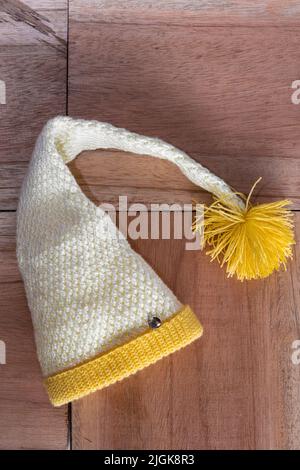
193,179,295,281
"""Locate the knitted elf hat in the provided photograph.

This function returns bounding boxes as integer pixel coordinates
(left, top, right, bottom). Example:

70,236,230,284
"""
17,116,294,406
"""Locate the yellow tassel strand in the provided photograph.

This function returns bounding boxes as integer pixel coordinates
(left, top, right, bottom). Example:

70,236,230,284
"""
193,178,295,281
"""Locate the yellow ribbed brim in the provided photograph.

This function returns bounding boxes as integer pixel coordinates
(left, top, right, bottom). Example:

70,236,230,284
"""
44,305,203,406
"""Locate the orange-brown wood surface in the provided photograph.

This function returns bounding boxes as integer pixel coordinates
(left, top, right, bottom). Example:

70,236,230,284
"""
72,216,300,450
69,2,300,208
0,0,68,450
0,212,69,450
1,0,300,450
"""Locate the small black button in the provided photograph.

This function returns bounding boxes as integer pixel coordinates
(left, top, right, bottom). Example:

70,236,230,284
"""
148,317,162,329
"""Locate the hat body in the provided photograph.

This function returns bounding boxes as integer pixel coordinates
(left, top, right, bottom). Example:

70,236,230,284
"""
17,117,203,406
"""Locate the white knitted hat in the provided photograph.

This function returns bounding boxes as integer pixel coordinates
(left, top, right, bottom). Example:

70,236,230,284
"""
17,116,294,406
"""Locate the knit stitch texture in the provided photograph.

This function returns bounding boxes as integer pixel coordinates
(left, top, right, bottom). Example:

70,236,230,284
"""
16,116,225,404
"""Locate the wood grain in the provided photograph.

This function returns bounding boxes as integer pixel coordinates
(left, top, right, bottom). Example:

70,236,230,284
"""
67,149,300,209
0,0,67,209
0,0,68,449
2,0,300,209
68,6,300,208
72,214,300,450
0,214,68,450
0,0,66,50
1,0,300,450
70,0,300,27
69,0,300,449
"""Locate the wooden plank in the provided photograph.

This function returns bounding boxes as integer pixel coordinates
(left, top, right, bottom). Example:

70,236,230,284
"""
0,0,66,48
0,0,68,450
69,0,300,449
3,1,300,209
2,0,298,450
67,4,300,208
0,214,68,450
0,0,67,209
70,0,300,27
72,214,300,450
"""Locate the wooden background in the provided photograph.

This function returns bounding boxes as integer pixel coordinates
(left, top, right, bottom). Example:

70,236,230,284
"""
0,0,300,449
